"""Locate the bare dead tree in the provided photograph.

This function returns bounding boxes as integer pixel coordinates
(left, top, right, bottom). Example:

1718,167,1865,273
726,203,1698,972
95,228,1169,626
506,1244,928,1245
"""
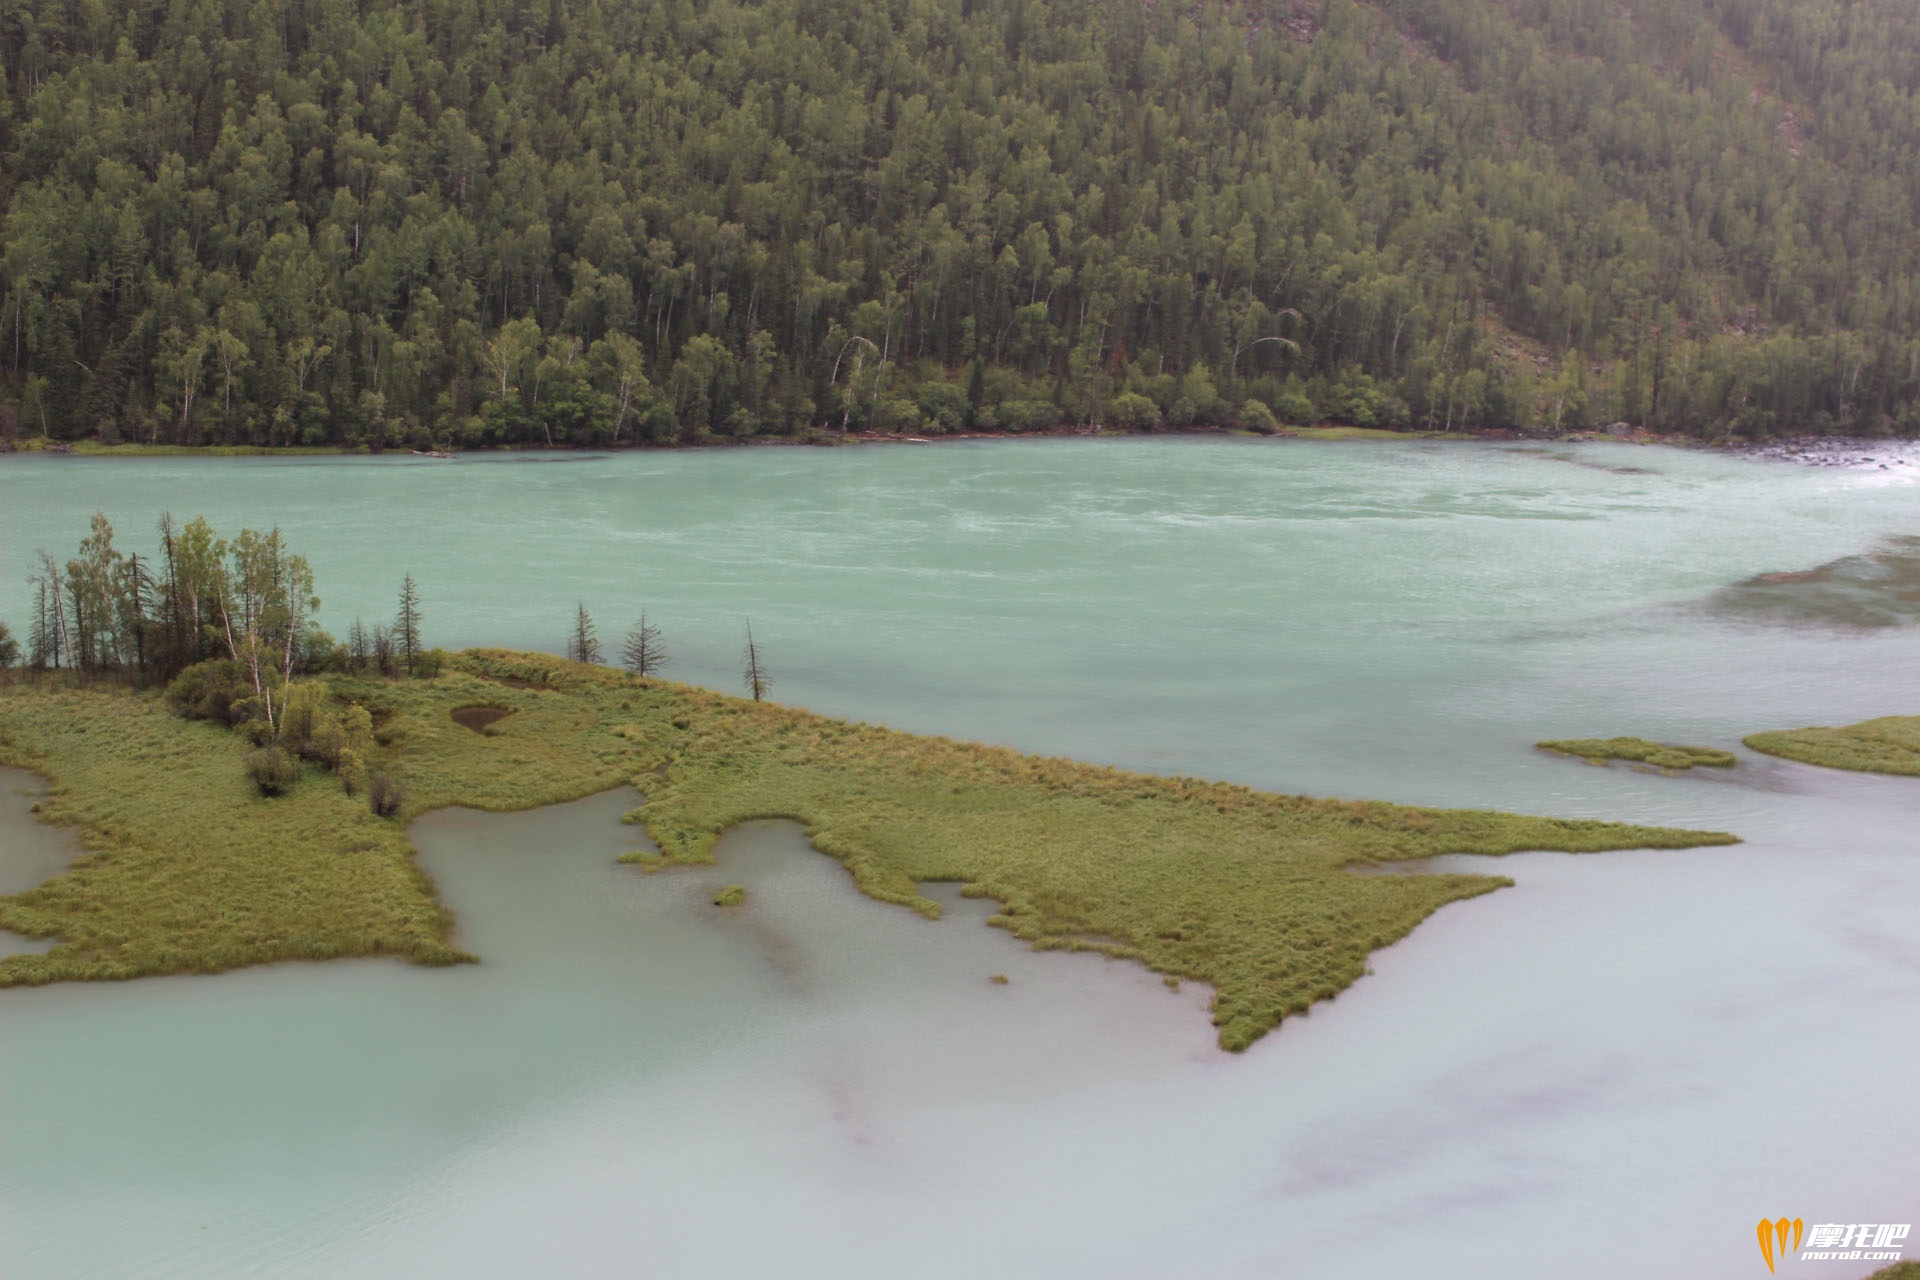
742,618,770,702
622,612,665,678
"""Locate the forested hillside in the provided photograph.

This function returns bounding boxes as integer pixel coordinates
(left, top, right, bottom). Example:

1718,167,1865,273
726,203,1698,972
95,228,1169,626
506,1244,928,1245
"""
3,0,1919,448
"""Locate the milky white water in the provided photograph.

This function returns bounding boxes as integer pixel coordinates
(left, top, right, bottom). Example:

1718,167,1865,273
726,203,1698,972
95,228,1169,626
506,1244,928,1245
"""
1,438,1915,1277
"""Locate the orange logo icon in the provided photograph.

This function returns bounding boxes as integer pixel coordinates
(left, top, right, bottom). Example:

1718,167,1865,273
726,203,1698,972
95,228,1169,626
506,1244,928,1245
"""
1759,1218,1804,1273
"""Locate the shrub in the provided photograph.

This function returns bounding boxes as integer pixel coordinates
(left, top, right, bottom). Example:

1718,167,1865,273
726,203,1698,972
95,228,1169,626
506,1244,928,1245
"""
367,773,405,818
1107,392,1162,430
0,621,20,668
1271,378,1317,425
914,381,968,433
278,681,331,760
1239,399,1280,434
998,399,1061,432
246,746,302,797
165,660,249,722
337,748,365,796
872,397,923,433
712,884,746,906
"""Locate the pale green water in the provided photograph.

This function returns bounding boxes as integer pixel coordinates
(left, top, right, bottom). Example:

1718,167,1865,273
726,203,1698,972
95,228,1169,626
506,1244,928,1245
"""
1,439,1916,1278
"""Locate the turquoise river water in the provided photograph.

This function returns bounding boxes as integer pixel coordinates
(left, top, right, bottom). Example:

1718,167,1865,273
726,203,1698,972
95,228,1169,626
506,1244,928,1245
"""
0,438,1915,1278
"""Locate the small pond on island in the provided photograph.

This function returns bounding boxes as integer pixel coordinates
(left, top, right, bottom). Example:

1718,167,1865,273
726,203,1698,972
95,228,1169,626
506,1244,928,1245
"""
2,438,1917,1279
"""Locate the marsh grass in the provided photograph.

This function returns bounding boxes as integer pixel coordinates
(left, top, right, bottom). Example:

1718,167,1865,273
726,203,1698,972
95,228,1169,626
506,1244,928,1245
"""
1537,737,1738,770
1743,716,1920,777
0,651,1737,1050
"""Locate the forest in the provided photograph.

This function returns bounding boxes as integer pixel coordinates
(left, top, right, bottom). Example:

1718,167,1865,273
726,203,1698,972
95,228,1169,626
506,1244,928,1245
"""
3,0,1920,447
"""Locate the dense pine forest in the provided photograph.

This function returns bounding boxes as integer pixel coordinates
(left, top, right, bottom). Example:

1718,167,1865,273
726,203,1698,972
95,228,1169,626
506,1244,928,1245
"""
3,0,1919,447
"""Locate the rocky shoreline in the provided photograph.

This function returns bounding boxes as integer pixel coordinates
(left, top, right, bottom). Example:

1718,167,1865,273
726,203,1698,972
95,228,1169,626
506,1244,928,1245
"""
1729,437,1919,470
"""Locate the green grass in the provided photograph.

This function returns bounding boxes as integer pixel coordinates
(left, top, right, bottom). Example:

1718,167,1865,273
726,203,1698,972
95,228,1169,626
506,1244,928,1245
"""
1743,716,1920,777
0,651,1738,1051
1537,737,1738,770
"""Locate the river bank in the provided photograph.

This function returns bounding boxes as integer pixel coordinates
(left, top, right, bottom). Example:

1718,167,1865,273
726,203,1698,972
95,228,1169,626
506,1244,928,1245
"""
10,419,1913,460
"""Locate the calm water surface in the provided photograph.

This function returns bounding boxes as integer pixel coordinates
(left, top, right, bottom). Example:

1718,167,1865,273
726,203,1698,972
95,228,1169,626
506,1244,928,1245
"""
1,439,1916,1277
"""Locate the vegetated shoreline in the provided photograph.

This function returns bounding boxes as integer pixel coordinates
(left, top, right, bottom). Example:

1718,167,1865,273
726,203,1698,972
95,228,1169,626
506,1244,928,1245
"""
0,650,1739,1052
3,420,1904,466
0,420,1532,458
1744,716,1920,777
5,418,1905,461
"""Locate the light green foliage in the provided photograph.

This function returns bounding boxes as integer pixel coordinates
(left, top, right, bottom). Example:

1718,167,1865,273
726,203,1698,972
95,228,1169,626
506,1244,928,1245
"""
712,885,746,907
0,652,1736,1050
0,682,469,982
245,746,302,797
1538,738,1738,770
1743,717,1920,777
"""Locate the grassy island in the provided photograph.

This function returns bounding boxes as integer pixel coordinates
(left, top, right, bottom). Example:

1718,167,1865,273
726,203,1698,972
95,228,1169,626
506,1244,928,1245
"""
0,652,1739,1050
1743,716,1920,777
1537,738,1738,770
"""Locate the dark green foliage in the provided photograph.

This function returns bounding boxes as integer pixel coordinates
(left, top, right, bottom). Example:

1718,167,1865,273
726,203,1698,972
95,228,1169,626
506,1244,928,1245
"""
3,0,1919,444
1537,738,1738,770
165,659,250,723
245,746,302,797
395,577,423,676
0,622,19,668
367,773,405,818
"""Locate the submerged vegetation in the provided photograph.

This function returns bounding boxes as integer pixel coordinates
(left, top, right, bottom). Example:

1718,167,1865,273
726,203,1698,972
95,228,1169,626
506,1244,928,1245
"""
1537,738,1738,771
0,647,1737,1051
1744,717,1920,778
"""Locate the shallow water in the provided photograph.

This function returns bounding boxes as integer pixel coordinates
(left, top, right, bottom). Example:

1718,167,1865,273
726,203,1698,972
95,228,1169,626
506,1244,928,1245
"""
2,439,1917,1278
0,769,75,957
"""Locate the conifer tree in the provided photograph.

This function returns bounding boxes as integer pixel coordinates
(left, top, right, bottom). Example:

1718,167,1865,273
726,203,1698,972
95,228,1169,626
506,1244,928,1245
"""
569,604,601,665
395,576,422,675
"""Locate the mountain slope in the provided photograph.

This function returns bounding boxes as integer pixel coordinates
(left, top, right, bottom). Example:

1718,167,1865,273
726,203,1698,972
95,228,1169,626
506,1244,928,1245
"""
2,0,1917,446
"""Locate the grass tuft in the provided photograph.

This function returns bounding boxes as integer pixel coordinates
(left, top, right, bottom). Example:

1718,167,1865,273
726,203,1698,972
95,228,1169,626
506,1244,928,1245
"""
712,884,745,907
1537,737,1737,770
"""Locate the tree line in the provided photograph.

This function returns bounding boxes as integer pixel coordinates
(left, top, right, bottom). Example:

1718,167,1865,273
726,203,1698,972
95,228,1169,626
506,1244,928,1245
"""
5,511,429,688
4,0,1920,445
